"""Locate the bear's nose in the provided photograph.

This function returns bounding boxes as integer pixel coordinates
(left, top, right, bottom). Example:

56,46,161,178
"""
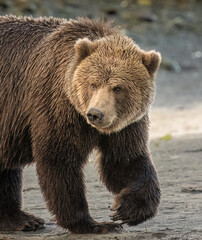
87,108,104,124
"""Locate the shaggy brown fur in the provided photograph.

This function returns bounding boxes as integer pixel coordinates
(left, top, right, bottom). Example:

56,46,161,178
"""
0,15,161,234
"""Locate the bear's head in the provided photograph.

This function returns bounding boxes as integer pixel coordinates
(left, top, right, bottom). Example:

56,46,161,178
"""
67,35,161,134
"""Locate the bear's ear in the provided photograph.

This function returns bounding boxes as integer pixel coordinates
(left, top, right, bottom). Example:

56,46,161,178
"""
74,38,97,62
142,50,161,77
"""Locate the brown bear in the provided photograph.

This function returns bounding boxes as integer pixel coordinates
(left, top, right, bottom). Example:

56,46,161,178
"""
0,16,161,234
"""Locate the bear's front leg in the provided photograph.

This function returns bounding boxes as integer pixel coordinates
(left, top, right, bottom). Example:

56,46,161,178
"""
32,121,120,234
110,164,160,225
98,117,161,226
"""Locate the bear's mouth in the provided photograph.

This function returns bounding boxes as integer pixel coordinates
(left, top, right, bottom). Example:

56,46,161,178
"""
89,120,114,130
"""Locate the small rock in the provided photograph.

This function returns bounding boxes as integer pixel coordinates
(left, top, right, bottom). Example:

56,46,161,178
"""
191,51,202,59
137,0,152,6
181,187,202,194
121,0,129,8
105,8,117,16
161,57,181,72
136,9,158,22
167,16,186,30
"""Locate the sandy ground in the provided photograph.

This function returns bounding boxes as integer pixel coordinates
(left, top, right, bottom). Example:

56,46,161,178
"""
150,69,202,139
0,134,201,240
150,104,202,138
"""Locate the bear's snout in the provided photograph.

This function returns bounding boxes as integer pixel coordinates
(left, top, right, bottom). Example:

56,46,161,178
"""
87,108,104,124
86,87,117,131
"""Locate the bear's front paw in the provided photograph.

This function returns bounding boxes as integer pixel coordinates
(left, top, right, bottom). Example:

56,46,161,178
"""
110,180,160,225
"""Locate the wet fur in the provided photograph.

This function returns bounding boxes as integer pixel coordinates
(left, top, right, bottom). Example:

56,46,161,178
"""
0,16,160,233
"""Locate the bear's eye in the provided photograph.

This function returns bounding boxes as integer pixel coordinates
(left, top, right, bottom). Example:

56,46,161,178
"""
90,83,97,90
113,86,122,93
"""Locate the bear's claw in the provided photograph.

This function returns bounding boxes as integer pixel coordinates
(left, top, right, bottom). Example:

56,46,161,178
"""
69,220,122,234
0,211,45,231
110,209,128,223
96,222,122,233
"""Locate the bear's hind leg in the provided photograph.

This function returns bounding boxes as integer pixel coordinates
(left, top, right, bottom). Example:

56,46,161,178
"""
0,168,44,231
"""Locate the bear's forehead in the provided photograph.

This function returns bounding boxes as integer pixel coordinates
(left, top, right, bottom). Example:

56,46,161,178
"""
88,57,146,78
97,47,142,62
87,64,149,86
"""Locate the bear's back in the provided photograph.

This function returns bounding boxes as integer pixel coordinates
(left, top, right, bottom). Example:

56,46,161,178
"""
0,16,64,71
0,16,118,86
